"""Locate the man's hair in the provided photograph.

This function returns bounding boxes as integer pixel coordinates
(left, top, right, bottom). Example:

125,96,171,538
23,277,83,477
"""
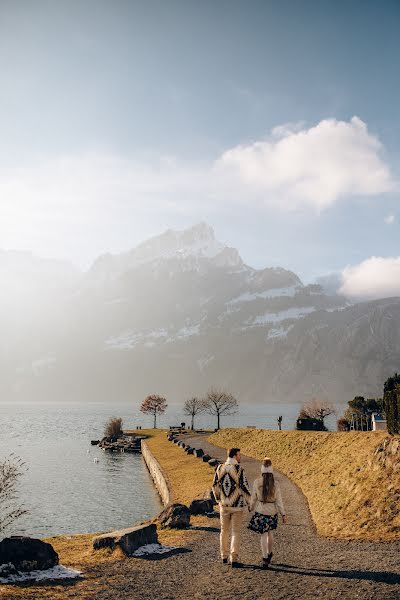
228,447,240,458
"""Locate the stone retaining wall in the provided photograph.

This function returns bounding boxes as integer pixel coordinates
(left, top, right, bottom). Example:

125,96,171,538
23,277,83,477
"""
141,440,173,507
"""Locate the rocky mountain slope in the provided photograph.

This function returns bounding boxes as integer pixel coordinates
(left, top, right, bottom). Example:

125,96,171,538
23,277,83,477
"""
1,223,399,405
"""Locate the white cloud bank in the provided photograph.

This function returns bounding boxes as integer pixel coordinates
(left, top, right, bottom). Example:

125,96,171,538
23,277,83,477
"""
340,257,400,300
218,116,394,210
0,116,395,263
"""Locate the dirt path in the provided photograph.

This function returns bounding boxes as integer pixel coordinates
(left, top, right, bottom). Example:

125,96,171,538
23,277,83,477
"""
126,433,400,600
6,434,399,600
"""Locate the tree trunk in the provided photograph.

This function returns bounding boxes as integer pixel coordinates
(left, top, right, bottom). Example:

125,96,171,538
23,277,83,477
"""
217,412,220,430
191,414,194,430
153,411,157,429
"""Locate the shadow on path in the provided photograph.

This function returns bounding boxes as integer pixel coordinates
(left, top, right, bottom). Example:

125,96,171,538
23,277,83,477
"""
268,563,400,584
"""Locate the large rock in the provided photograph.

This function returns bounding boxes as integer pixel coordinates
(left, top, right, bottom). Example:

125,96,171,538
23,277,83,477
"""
93,523,158,554
159,504,191,529
202,454,211,462
189,499,214,515
208,458,219,467
0,537,58,572
186,447,194,454
194,449,204,458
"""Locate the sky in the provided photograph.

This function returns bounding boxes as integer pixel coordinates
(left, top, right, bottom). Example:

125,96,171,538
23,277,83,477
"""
0,0,400,296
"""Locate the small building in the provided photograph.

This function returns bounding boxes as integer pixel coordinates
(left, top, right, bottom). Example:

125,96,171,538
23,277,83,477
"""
371,413,387,431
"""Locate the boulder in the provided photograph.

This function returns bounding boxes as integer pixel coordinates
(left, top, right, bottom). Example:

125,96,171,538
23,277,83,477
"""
181,443,186,449
0,537,59,572
159,504,191,529
189,499,214,515
202,454,211,462
173,439,179,444
208,458,219,467
93,523,158,555
186,448,194,455
194,449,204,458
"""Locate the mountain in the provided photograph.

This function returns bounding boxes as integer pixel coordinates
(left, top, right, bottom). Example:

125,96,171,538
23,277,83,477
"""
1,224,399,406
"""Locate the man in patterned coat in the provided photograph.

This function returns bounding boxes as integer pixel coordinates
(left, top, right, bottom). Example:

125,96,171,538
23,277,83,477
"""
212,447,251,567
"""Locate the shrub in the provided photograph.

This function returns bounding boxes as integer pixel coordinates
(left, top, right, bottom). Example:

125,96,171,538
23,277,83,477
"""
296,417,327,431
0,454,28,538
337,417,350,431
383,374,400,435
104,417,123,440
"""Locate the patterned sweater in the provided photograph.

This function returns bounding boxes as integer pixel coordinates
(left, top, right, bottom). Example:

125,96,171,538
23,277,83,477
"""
212,458,251,509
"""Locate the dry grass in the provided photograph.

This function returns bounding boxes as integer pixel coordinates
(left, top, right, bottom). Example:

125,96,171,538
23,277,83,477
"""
143,429,215,504
0,429,215,599
210,429,400,541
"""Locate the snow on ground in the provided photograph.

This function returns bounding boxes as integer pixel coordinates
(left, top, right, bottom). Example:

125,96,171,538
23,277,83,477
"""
227,285,300,305
0,564,82,584
131,543,178,557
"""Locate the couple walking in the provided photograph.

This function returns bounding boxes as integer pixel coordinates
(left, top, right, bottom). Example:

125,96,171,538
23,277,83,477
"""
212,447,286,569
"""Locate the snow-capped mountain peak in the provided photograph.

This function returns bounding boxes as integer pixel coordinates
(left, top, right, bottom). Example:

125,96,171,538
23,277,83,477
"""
89,223,243,281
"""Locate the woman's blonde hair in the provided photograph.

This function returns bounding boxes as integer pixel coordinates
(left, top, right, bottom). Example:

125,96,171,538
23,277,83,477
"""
261,457,275,503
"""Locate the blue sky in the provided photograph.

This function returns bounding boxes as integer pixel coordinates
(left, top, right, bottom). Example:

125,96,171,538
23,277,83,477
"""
0,0,399,292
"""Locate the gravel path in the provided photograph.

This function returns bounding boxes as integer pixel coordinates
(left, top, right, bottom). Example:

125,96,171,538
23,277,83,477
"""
28,434,398,600
126,433,399,600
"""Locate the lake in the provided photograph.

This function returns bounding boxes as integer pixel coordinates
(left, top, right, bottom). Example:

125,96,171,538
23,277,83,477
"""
0,401,337,538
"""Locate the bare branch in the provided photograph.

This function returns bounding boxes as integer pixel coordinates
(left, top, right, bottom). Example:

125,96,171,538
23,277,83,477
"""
299,398,336,422
0,455,28,537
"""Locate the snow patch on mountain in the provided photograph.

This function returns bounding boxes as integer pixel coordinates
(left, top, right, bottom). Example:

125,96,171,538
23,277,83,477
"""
247,306,316,327
228,285,300,305
104,324,200,350
197,355,215,371
266,325,294,339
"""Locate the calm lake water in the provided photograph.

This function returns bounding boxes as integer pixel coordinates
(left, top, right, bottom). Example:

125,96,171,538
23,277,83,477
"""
0,401,338,538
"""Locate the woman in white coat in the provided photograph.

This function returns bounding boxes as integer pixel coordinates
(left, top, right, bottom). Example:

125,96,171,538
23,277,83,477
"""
249,457,286,568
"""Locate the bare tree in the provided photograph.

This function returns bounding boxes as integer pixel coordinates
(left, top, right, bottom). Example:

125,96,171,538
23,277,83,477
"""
299,399,336,426
0,454,28,538
104,417,123,440
183,397,204,430
202,388,238,430
140,394,168,428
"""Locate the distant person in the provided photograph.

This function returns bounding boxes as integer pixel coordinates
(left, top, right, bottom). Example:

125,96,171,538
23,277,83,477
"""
249,457,286,568
212,447,251,568
277,415,283,430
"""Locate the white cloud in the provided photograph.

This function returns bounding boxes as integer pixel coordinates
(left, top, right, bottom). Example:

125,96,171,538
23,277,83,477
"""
340,257,400,300
384,214,395,224
0,117,395,265
217,116,395,211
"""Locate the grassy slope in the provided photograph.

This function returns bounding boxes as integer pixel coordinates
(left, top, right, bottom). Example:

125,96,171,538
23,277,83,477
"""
144,429,215,504
210,429,400,541
2,430,214,599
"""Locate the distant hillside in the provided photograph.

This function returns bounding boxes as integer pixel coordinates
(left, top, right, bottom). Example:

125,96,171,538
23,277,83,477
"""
0,223,399,405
